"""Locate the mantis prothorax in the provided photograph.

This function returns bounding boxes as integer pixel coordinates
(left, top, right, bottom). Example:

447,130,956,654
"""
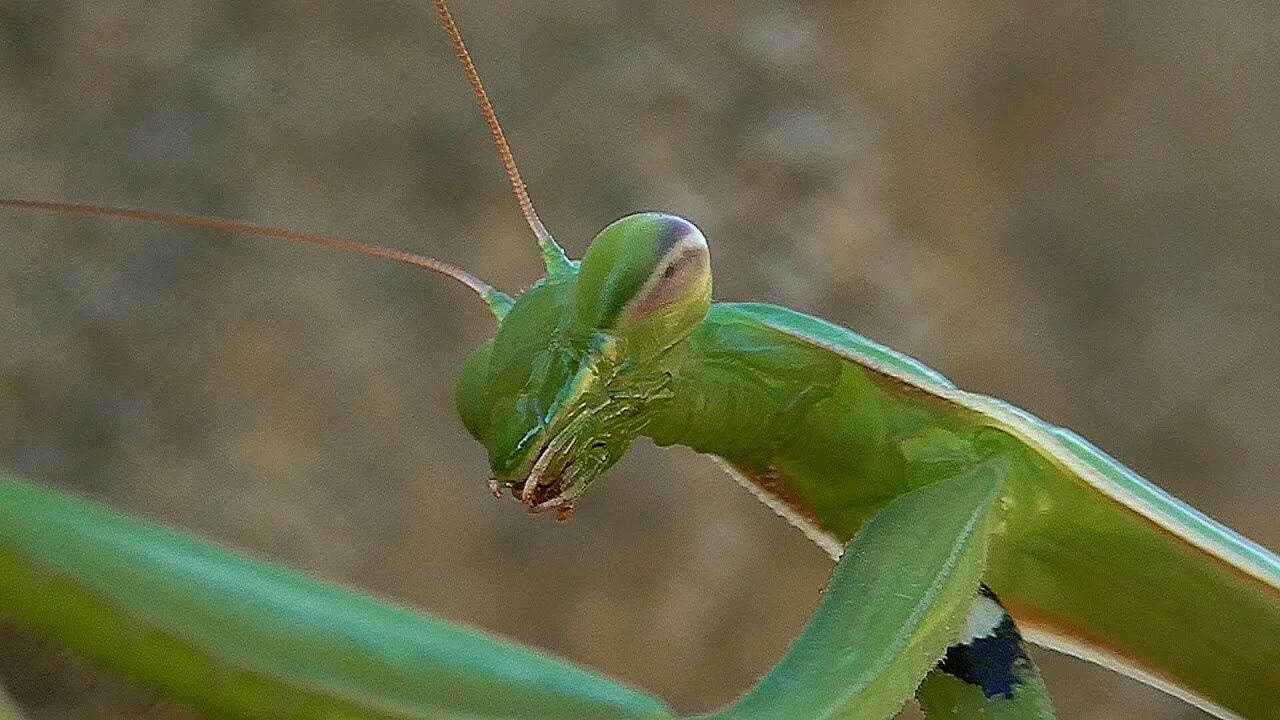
1,2,1277,719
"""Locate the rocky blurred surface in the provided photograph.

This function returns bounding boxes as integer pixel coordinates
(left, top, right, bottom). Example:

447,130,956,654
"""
1,1,1276,718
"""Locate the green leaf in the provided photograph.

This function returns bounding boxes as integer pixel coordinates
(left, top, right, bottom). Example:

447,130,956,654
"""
0,476,671,720
701,463,1004,720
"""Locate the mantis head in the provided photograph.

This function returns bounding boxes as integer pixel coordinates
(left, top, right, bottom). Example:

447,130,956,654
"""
0,4,717,522
456,213,711,516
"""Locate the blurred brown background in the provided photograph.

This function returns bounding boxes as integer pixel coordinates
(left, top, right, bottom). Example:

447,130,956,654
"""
1,1,1277,718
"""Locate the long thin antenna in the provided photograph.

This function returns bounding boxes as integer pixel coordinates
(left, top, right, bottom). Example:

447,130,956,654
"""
434,0,572,276
0,198,515,318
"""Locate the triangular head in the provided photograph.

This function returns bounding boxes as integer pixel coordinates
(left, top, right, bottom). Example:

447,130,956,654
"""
455,213,711,516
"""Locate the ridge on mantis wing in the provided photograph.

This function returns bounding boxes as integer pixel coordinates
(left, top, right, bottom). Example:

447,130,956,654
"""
2,1,1280,717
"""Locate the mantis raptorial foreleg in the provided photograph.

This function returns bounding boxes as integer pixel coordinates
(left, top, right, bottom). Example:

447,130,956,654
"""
705,462,1021,719
0,475,670,720
1,460,1045,720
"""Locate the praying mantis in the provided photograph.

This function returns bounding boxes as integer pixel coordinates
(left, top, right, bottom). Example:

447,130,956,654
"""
2,0,1280,712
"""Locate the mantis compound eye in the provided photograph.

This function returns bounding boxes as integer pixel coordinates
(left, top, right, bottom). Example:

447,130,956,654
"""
573,212,712,345
615,216,710,326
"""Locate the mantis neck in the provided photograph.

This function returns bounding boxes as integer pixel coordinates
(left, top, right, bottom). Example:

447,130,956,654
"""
644,303,969,536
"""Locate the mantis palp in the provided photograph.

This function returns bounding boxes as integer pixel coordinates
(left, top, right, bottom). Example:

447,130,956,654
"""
2,1,1280,717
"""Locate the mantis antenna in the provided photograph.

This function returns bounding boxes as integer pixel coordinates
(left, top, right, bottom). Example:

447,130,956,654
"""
434,0,573,277
0,3,567,320
0,199,516,319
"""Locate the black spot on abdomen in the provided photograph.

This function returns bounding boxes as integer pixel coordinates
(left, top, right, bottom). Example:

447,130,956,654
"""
937,586,1030,699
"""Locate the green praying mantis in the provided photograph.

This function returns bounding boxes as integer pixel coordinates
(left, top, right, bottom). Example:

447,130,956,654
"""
2,1,1279,718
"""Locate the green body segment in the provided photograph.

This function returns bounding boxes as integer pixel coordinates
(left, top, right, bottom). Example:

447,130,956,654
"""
0,476,671,720
640,302,1279,719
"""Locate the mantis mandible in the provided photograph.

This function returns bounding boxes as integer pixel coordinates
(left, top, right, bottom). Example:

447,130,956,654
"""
0,1,1274,717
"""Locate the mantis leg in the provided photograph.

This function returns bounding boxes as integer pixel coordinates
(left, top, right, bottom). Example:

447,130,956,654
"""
0,475,672,720
3,461,1051,720
700,461,1011,720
